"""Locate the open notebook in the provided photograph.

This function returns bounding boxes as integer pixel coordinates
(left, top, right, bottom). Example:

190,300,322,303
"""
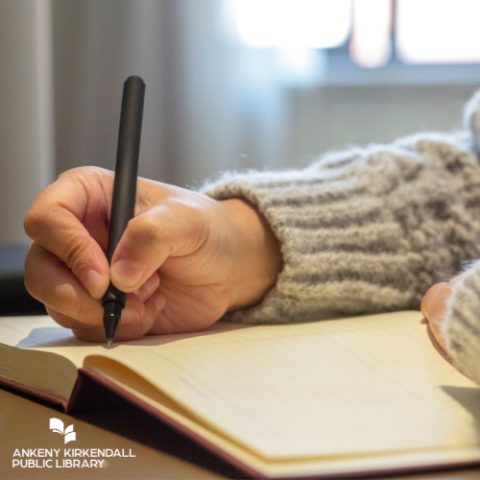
1,311,480,478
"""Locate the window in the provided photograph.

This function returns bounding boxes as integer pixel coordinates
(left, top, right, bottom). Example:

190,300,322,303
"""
350,0,391,68
232,0,352,49
396,0,480,64
231,0,480,67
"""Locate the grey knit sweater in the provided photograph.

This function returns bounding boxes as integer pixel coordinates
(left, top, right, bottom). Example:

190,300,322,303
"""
202,91,480,385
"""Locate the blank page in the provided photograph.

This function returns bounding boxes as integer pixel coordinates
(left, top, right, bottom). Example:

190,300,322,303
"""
95,311,480,460
2,312,480,461
0,315,104,368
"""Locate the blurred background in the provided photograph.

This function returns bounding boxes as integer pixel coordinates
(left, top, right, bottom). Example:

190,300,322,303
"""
2,0,480,247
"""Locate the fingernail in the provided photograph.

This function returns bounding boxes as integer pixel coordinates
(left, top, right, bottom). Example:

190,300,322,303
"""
122,306,140,324
111,260,143,287
84,269,103,298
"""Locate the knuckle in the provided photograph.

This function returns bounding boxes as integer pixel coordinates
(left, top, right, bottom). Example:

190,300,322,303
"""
81,166,110,180
172,196,198,214
62,234,91,277
170,197,209,244
57,167,80,181
58,166,107,181
175,197,207,226
129,215,163,244
24,207,46,240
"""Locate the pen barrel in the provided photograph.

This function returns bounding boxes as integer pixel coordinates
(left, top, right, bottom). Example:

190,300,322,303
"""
102,284,126,308
103,300,123,338
106,76,145,263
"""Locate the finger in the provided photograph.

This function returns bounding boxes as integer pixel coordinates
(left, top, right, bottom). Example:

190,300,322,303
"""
46,307,98,331
25,242,143,326
24,167,112,298
44,293,145,330
420,282,449,322
421,276,462,321
110,196,213,292
421,280,459,351
46,290,143,330
134,273,160,303
72,293,165,343
421,282,450,350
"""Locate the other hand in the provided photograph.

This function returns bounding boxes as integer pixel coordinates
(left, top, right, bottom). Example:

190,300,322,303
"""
420,277,460,361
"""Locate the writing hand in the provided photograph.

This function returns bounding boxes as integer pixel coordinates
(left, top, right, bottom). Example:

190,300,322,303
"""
24,167,283,342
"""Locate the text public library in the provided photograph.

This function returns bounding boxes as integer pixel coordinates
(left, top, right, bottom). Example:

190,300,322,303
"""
12,448,136,469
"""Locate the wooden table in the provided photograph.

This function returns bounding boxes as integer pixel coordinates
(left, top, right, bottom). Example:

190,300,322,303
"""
1,386,479,480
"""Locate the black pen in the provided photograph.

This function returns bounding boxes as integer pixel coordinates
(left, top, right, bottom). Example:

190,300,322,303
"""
103,76,145,349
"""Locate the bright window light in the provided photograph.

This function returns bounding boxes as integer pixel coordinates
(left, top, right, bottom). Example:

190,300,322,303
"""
397,0,480,64
232,0,352,49
350,0,392,68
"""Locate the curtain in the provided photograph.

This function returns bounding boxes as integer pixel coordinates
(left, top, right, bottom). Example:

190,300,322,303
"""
0,0,54,244
0,0,292,244
52,0,292,184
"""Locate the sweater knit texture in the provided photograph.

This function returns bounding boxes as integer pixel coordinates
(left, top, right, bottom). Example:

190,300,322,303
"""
201,91,480,383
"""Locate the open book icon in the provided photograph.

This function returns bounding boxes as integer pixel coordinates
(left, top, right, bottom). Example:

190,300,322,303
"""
49,418,76,444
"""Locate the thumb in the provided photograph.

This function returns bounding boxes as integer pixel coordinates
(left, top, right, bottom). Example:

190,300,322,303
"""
110,198,211,292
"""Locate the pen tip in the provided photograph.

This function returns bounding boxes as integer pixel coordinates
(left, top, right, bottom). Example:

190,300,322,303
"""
107,339,112,350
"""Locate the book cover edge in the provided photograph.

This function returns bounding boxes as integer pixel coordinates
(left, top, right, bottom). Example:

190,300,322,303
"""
0,375,69,411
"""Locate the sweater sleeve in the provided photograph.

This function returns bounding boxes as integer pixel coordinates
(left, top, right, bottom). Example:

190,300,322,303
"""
438,92,480,384
444,261,480,384
201,131,480,325
200,91,480,326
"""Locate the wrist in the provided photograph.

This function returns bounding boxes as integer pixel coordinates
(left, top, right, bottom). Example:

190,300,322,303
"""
220,198,283,310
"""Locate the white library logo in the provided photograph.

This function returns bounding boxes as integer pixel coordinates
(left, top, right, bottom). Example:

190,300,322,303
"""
49,418,76,444
11,418,135,469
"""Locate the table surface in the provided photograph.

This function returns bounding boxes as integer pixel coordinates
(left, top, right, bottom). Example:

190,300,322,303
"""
1,387,480,480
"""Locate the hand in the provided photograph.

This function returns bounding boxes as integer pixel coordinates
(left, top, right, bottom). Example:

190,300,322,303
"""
420,277,460,361
24,167,283,342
